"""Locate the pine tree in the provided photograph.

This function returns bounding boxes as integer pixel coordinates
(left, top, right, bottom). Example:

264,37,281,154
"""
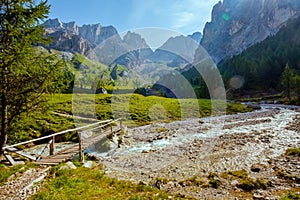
281,64,293,100
0,0,65,156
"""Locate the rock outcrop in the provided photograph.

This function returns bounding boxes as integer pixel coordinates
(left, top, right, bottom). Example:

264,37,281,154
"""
79,24,120,47
45,30,96,59
200,0,300,63
150,32,202,67
43,18,122,61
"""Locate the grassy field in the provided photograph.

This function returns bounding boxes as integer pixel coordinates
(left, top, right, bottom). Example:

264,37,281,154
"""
31,165,194,200
57,93,252,125
8,93,252,144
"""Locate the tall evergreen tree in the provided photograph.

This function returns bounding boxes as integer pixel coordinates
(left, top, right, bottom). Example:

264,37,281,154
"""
0,0,65,156
281,64,293,100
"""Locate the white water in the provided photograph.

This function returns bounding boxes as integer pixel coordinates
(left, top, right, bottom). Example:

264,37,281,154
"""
88,105,299,159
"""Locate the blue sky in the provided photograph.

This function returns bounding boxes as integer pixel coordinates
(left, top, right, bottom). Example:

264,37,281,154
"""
47,0,220,35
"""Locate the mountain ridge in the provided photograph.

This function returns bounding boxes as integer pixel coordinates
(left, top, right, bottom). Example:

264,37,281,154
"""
43,18,202,68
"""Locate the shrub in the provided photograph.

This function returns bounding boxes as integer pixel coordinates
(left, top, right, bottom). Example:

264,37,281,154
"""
286,147,300,156
208,173,221,189
280,192,300,200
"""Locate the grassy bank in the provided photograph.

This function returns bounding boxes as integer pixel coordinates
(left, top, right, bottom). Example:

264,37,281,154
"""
0,163,37,186
32,166,194,200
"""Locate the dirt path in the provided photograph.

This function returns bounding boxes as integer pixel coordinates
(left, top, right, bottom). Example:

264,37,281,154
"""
0,166,50,200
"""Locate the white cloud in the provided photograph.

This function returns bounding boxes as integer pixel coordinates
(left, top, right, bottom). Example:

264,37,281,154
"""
173,12,195,29
170,0,220,33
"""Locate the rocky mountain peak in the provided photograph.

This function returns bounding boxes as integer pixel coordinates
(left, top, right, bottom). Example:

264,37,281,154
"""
44,18,79,34
188,32,202,44
78,24,121,46
150,33,201,67
200,0,300,63
123,31,150,50
43,18,63,33
63,21,79,35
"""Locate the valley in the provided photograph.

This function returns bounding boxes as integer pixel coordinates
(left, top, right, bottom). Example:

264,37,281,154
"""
1,0,300,199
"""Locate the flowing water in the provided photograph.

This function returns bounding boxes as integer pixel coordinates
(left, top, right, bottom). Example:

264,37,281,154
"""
88,105,299,159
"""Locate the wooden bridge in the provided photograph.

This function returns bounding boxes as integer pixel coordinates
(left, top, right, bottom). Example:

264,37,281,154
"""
2,118,123,165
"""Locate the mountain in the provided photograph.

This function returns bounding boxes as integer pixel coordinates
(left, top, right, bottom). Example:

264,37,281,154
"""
122,31,153,60
96,31,153,67
150,32,202,67
43,19,208,91
43,19,126,63
218,15,300,92
44,19,96,59
43,19,155,68
200,0,300,63
79,24,120,47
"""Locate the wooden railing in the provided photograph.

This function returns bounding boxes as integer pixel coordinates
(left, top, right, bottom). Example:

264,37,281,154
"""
3,118,123,165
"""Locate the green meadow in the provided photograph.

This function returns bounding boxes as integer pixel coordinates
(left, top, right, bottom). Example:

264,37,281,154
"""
8,93,252,145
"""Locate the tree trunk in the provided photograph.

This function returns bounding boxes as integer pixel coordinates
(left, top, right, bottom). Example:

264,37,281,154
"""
0,96,8,157
0,67,8,157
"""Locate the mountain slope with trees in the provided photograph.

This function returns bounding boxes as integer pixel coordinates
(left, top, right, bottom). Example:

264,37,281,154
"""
218,16,300,101
200,0,300,63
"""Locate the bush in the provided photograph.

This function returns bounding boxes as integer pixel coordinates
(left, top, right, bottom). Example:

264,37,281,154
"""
280,192,300,200
286,147,300,157
223,170,270,191
208,173,221,189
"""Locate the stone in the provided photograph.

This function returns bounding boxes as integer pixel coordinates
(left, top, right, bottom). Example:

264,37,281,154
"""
253,193,265,200
59,165,69,171
66,161,77,169
231,180,239,186
83,161,96,168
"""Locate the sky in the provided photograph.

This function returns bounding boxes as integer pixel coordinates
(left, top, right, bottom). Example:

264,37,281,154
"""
47,0,220,35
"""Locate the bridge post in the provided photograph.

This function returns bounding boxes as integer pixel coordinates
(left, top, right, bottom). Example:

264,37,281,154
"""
50,136,55,155
78,132,84,163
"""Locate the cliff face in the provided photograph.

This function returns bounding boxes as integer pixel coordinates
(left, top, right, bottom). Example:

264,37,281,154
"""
45,30,96,59
200,0,300,63
43,19,155,67
43,19,121,60
79,24,121,47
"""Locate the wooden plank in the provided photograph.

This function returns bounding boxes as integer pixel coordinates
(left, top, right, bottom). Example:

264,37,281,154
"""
6,147,37,161
4,151,16,165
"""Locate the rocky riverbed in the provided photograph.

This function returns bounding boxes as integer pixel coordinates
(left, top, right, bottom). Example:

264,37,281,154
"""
89,105,300,199
0,166,50,200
